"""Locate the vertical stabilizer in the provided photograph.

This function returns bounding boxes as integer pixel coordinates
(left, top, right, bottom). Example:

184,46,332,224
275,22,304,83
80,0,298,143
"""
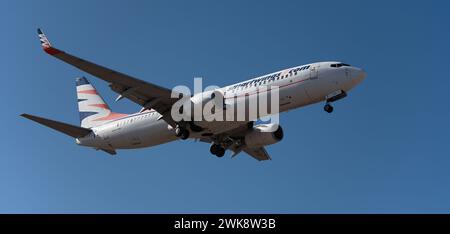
76,77,127,128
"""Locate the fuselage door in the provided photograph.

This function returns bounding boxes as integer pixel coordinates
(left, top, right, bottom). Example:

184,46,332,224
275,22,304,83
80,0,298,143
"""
302,64,322,102
345,67,351,80
310,65,319,80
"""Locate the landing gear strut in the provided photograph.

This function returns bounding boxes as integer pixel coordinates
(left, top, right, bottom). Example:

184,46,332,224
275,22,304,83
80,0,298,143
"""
323,90,347,113
324,103,333,113
175,124,190,140
210,144,225,157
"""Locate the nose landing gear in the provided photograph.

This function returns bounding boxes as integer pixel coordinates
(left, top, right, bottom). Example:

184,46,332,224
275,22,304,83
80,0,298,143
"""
323,90,347,113
324,103,334,113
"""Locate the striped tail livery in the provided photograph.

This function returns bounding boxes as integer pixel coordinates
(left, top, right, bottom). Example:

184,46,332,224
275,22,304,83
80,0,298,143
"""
76,77,127,128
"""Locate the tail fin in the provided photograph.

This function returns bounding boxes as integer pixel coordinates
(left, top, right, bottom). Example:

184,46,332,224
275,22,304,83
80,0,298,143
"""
76,77,127,128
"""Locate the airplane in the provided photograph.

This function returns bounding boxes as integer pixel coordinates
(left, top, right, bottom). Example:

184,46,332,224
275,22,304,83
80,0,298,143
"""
21,29,366,161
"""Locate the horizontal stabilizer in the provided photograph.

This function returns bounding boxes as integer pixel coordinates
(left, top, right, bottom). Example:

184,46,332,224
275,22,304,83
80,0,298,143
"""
21,113,91,138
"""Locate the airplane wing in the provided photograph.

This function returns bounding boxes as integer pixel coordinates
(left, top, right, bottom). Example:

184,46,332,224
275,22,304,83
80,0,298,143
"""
21,113,91,138
198,121,272,161
37,29,179,127
243,147,271,161
100,148,117,155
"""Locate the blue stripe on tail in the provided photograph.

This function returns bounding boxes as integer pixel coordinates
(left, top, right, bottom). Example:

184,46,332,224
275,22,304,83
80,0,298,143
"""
79,111,98,123
76,77,89,86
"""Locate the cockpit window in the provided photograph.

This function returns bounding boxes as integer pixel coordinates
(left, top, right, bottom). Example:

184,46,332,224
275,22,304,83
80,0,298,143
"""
330,63,351,68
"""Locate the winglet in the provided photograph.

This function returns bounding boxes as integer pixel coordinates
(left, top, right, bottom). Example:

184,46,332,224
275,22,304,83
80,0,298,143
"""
37,28,63,55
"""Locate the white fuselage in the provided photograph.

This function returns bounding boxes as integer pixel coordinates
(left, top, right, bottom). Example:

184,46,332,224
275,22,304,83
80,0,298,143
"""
76,61,366,151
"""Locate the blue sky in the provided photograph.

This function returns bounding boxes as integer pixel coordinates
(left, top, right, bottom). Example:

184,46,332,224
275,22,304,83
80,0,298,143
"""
1,0,449,213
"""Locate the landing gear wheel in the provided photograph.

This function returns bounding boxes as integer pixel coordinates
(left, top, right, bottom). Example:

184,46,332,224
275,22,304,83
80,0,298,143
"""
210,144,225,158
210,144,219,155
175,125,183,137
216,147,225,157
324,104,334,113
180,129,190,140
175,124,190,140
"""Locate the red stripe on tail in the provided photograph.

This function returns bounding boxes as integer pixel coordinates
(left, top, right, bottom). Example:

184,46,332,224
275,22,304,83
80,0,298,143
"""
78,89,99,95
89,104,109,109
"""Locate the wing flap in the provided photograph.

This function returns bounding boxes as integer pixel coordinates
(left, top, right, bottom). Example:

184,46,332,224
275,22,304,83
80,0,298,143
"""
243,147,271,161
100,148,117,155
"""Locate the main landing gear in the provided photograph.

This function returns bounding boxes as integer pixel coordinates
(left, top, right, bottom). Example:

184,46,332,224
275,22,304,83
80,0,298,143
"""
175,124,190,140
210,144,225,158
174,121,204,140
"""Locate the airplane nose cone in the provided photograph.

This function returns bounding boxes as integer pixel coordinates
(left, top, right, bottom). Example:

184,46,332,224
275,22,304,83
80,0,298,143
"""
353,68,367,84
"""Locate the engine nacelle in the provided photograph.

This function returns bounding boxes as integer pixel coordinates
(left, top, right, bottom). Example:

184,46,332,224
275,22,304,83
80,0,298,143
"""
191,90,224,107
184,90,225,119
244,124,283,148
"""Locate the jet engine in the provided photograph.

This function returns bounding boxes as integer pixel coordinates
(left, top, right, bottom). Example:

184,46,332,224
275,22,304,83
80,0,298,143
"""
190,90,225,108
244,123,283,148
186,90,226,119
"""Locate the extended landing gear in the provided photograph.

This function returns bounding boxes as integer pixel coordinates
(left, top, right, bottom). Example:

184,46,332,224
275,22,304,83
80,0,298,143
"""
323,90,347,113
324,103,334,113
210,144,225,158
175,124,190,140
